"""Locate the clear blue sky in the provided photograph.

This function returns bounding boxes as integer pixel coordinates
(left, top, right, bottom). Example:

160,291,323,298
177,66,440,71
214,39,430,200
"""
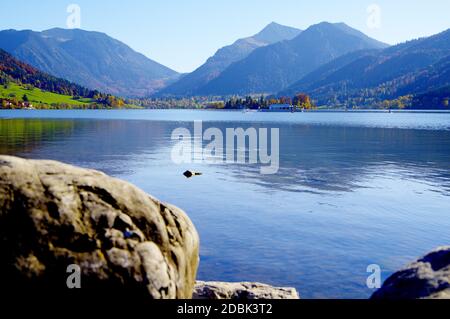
1,0,449,73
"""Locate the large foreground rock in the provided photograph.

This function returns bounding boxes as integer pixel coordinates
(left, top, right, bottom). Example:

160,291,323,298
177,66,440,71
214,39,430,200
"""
371,246,450,299
0,155,199,299
193,281,300,299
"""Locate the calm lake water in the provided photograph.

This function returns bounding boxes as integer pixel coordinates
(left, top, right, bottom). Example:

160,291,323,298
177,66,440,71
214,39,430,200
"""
1,109,450,299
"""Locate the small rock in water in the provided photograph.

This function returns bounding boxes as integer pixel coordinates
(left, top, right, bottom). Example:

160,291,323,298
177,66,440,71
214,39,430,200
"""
183,170,202,178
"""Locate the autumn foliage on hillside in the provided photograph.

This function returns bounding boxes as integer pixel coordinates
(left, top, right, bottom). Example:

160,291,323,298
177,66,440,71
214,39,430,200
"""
0,49,94,97
0,49,126,108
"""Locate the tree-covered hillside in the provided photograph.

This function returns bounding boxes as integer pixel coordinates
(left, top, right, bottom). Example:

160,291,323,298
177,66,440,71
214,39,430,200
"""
0,49,132,109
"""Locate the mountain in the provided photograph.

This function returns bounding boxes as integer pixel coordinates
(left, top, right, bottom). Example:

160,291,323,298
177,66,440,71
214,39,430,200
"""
158,22,302,96
0,28,179,97
0,48,95,98
412,85,450,109
0,48,127,108
280,28,450,106
194,22,388,96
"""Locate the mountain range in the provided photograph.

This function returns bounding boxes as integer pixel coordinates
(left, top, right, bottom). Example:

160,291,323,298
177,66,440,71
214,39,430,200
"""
194,22,388,96
158,22,302,96
280,28,450,106
0,22,449,108
0,28,179,97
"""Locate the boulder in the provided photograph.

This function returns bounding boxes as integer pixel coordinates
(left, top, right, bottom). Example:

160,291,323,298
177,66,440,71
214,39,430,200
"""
371,246,450,299
193,281,300,299
0,155,199,299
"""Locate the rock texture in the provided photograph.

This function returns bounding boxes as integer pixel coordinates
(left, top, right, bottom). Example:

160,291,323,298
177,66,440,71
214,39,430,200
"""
193,281,300,299
371,246,450,299
0,155,199,299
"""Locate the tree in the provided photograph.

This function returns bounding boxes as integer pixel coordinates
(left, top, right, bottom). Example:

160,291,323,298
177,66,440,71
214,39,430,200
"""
259,95,265,107
268,98,279,105
279,96,292,105
22,94,29,102
293,93,313,109
1,99,8,109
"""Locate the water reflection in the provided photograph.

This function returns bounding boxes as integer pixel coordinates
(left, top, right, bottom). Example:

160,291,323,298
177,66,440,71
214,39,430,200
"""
0,119,75,154
3,119,449,194
223,124,450,194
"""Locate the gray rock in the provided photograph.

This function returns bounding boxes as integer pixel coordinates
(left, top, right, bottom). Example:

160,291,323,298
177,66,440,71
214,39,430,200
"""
193,281,300,299
371,246,450,299
0,155,199,299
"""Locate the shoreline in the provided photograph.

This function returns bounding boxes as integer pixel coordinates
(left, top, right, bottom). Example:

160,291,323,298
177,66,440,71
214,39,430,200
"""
1,108,450,113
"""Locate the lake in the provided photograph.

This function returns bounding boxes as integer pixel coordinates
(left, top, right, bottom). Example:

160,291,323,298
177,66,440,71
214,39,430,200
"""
1,109,450,299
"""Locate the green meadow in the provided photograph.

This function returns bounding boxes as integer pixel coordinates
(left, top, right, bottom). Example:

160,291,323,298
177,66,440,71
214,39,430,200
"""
0,83,92,106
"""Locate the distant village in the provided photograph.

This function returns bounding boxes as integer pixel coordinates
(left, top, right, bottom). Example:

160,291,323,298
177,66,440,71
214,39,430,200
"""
206,93,315,111
1,95,35,109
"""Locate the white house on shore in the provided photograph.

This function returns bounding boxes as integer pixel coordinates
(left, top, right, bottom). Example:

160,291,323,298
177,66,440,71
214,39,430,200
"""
267,104,294,112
